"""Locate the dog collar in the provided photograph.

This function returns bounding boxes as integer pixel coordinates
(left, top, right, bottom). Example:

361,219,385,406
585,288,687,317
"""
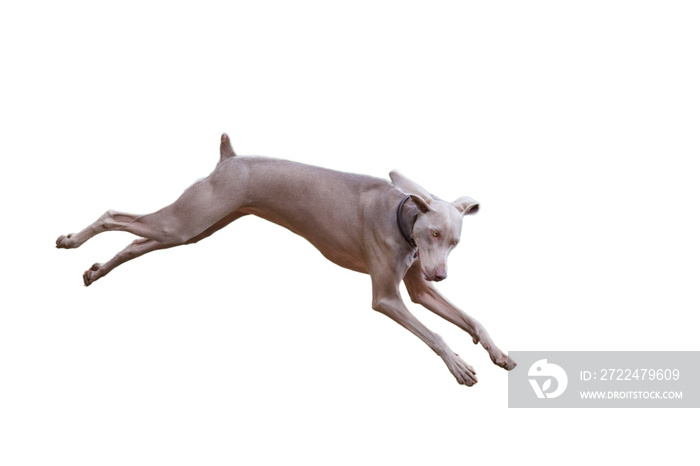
396,195,417,249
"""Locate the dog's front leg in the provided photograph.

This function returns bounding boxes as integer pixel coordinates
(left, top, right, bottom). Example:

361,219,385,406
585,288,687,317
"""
370,269,478,386
403,263,516,371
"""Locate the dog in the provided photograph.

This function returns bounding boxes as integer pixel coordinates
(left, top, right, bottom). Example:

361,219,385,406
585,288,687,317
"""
56,134,516,385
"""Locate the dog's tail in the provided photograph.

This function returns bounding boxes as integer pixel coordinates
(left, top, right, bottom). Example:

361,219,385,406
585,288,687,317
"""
219,133,236,162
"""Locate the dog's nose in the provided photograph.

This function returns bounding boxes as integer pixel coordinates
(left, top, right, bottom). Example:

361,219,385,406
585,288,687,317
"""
434,270,447,281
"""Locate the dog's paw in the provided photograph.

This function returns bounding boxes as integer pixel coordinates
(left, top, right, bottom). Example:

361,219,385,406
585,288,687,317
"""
446,354,478,386
83,263,101,286
491,352,517,371
56,234,74,249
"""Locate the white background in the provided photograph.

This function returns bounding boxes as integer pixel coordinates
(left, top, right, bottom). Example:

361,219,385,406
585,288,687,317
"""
1,1,698,464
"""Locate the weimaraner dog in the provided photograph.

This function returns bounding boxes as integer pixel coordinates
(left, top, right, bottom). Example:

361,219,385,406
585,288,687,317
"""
56,134,516,385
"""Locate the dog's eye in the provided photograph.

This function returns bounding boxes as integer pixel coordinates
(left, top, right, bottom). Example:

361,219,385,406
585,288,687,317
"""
452,240,459,246
431,230,440,238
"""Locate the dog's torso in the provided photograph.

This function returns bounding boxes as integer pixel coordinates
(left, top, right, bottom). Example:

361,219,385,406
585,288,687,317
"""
212,156,410,273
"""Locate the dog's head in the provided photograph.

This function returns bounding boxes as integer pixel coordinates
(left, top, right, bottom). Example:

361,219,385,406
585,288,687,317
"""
390,170,479,282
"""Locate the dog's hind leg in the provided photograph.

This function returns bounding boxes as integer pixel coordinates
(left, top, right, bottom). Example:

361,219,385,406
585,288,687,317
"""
56,210,151,249
81,210,250,286
83,238,168,286
56,159,249,249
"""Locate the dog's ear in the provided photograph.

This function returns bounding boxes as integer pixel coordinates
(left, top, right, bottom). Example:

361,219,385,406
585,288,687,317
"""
389,170,433,212
452,196,479,216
